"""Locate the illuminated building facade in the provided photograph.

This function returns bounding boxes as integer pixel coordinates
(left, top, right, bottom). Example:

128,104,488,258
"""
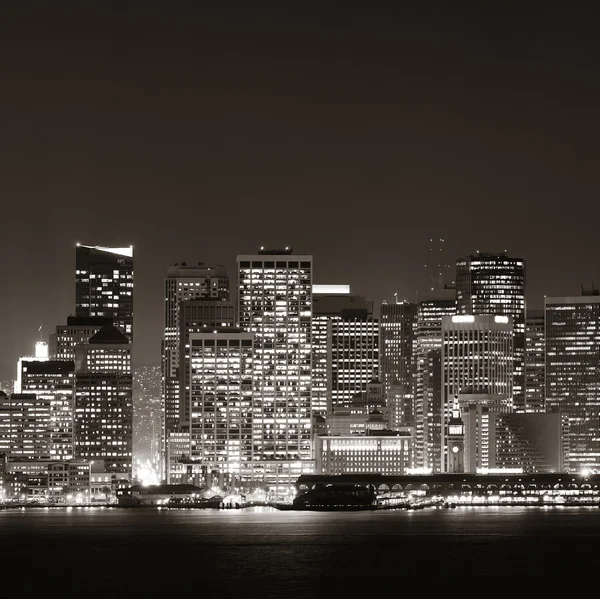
379,299,417,400
414,295,456,472
525,309,545,412
49,316,113,361
441,314,514,471
188,330,254,488
455,252,526,411
237,249,314,489
14,341,49,393
162,263,230,447
20,360,75,459
74,324,133,478
312,286,377,416
316,432,413,475
75,244,134,341
178,301,236,424
545,293,600,472
0,391,52,460
47,461,91,503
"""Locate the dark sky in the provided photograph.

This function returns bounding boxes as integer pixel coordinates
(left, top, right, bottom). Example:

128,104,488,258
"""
1,3,600,378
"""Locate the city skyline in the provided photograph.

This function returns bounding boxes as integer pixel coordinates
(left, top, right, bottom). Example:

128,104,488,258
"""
2,5,600,378
3,5,600,594
2,241,599,380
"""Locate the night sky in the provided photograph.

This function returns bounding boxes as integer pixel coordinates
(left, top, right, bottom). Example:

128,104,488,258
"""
1,3,599,377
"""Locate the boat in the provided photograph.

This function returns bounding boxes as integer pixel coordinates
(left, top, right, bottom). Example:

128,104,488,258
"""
288,485,376,511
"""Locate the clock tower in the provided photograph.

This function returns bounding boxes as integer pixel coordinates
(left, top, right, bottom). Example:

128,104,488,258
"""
447,395,465,473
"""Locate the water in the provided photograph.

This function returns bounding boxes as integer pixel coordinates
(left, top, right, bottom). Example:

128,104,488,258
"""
1,506,598,597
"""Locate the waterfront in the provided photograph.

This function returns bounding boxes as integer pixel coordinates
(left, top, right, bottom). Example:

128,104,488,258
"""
1,506,599,597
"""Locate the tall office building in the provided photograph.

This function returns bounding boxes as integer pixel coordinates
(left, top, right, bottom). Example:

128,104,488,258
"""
456,253,525,411
545,292,600,472
75,244,134,341
161,263,230,436
20,360,76,459
188,329,254,488
525,309,545,412
0,392,52,460
312,285,379,416
379,299,417,399
414,294,456,471
14,341,49,393
441,314,514,471
49,316,113,361
177,300,236,425
237,248,314,489
74,323,133,478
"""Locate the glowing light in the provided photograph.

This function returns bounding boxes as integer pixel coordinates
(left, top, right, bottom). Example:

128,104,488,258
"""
78,244,133,258
138,463,160,487
312,284,351,295
406,467,433,475
494,316,509,324
452,315,475,323
476,467,523,474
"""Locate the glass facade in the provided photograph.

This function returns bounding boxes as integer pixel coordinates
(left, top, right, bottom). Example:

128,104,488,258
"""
525,309,546,412
237,251,313,487
379,301,417,399
545,295,600,472
441,315,514,471
162,264,230,439
74,330,133,477
456,253,525,411
414,297,456,472
189,332,254,485
75,245,134,342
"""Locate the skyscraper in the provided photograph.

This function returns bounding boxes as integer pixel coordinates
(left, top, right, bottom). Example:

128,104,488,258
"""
414,294,456,471
441,314,514,471
161,263,230,442
49,316,113,361
455,252,525,410
525,309,545,413
379,299,417,399
545,292,600,472
75,244,134,341
188,329,254,489
20,360,76,459
0,392,51,460
74,323,133,478
312,286,379,415
237,248,314,490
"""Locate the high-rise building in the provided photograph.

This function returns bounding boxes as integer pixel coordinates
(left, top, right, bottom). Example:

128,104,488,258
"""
545,293,600,472
379,299,417,400
188,329,254,489
75,244,134,341
413,294,456,471
177,300,236,425
162,263,229,442
441,314,514,471
312,286,379,415
456,253,525,411
525,309,545,412
49,316,113,361
237,248,314,490
0,391,52,460
74,324,133,478
14,341,49,393
20,360,76,459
